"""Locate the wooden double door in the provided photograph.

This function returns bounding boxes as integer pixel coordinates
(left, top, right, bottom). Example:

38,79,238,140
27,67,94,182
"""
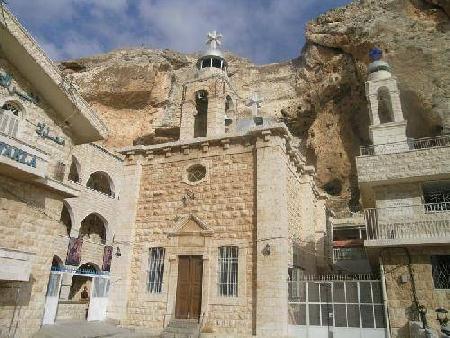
175,255,203,319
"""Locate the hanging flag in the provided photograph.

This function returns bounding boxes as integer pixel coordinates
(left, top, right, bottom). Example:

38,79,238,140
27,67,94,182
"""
102,246,113,272
66,237,83,266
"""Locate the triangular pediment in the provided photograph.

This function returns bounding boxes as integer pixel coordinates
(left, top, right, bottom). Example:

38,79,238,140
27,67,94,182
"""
165,214,213,237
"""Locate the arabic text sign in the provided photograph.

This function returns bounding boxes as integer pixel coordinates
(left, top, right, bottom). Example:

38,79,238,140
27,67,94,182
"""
0,140,37,168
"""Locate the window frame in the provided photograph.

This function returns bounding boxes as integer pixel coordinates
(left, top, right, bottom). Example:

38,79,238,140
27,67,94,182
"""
147,247,165,294
431,255,450,290
217,246,239,297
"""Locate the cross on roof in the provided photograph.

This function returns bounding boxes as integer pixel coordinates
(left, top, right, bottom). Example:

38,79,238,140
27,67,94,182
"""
206,31,222,50
247,92,263,116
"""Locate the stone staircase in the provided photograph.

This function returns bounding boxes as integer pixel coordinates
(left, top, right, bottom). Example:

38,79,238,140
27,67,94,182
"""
161,319,200,338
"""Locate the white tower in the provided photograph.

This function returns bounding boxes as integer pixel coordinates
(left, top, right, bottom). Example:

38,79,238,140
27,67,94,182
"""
365,48,407,150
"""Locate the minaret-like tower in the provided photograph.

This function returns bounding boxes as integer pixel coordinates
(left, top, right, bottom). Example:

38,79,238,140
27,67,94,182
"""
365,48,407,149
179,31,237,140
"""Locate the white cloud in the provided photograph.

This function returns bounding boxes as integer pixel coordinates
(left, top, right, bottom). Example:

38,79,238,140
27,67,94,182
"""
7,0,351,63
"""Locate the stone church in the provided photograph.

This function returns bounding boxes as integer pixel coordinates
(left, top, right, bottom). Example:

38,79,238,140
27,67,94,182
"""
1,4,449,338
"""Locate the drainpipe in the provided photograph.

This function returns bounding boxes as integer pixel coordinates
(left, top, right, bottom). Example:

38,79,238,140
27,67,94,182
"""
379,256,392,338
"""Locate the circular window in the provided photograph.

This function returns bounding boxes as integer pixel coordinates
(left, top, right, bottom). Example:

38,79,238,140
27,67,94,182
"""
187,164,207,183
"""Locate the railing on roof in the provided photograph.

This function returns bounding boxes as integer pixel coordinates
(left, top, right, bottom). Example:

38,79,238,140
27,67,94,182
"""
333,247,367,262
360,135,450,156
291,273,378,281
364,203,450,241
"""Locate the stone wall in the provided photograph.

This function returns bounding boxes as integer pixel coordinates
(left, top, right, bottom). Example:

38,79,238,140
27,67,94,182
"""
124,140,256,336
287,163,327,274
0,175,69,338
0,53,75,180
357,146,450,185
381,247,450,338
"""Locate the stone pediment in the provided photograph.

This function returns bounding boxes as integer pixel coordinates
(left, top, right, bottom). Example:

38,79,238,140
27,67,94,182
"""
165,214,213,237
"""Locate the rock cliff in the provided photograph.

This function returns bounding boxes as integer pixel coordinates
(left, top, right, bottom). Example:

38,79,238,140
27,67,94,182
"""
60,0,449,213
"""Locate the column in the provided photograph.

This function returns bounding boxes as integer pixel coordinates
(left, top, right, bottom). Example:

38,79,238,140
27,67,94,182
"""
255,134,289,336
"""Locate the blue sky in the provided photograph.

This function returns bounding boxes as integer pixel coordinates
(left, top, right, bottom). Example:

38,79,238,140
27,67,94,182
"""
8,0,352,64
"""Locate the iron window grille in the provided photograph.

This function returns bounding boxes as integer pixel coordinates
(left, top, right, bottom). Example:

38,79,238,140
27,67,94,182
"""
148,247,165,293
431,255,450,289
423,181,450,212
218,246,238,297
187,164,207,183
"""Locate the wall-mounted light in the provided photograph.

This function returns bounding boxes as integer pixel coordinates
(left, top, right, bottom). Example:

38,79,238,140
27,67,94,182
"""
436,307,448,327
116,247,121,257
262,243,271,256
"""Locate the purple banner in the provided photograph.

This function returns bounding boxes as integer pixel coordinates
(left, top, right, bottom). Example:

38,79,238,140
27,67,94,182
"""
102,246,113,272
66,237,83,266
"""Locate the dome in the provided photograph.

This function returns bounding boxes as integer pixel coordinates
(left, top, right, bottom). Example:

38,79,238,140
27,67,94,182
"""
197,31,227,71
368,60,391,74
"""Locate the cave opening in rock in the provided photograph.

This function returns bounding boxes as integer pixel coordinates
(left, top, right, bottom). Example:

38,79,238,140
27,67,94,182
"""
323,178,343,196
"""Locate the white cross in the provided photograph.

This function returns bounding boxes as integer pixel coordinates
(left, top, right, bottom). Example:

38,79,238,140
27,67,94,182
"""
206,31,222,50
247,92,263,116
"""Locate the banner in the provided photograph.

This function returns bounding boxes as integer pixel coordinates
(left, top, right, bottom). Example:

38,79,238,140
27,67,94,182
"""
65,237,83,266
102,246,113,272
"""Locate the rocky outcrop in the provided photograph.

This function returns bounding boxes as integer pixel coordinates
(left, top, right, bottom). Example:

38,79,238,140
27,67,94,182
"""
60,0,449,213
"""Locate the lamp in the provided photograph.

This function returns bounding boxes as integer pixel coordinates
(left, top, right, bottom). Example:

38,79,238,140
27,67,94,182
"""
262,243,271,256
116,247,121,257
436,307,448,326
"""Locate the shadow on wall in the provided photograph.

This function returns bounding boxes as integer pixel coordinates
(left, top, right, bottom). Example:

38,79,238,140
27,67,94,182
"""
0,278,33,307
401,89,443,138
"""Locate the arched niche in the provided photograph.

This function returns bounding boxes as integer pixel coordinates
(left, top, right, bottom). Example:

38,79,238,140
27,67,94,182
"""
51,255,63,269
68,156,81,183
377,87,394,124
86,171,115,197
79,213,107,244
194,90,208,138
0,100,23,137
69,263,100,301
60,202,73,236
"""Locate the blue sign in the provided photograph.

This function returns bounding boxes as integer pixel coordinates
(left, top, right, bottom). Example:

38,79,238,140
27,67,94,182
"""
0,72,40,104
0,141,37,168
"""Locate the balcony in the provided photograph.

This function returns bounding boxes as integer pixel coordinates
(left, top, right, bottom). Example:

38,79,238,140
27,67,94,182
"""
364,202,450,246
357,135,450,185
333,247,367,262
360,135,450,156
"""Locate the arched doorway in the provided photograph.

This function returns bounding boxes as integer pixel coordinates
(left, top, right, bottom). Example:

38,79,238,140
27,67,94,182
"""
68,156,81,183
86,171,114,197
79,213,107,244
60,203,72,237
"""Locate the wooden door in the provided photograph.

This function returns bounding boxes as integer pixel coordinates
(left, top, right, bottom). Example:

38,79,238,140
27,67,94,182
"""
175,256,203,319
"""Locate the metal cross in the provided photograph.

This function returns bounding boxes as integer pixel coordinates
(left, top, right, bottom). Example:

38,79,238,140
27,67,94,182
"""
206,31,222,50
247,92,263,116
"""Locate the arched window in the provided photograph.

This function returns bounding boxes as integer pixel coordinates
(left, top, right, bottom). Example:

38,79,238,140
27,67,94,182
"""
60,203,73,236
51,255,63,269
68,156,81,183
377,87,394,124
194,90,208,138
0,101,21,137
86,171,114,197
79,213,107,244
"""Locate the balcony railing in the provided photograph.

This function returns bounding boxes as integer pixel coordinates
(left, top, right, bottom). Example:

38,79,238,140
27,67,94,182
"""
364,203,450,242
360,135,450,156
333,247,367,262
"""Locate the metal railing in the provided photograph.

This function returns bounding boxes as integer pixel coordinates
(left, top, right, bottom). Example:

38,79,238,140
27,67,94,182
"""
333,247,367,262
364,203,450,241
360,135,450,156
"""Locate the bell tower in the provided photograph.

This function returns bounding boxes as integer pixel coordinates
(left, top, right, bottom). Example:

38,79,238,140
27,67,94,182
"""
179,31,237,140
365,48,407,148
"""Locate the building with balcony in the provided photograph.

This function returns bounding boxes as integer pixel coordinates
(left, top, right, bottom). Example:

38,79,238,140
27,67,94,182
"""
356,49,450,338
331,215,372,274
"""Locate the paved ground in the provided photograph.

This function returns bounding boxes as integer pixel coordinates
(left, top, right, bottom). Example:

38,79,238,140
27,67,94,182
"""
33,320,160,338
